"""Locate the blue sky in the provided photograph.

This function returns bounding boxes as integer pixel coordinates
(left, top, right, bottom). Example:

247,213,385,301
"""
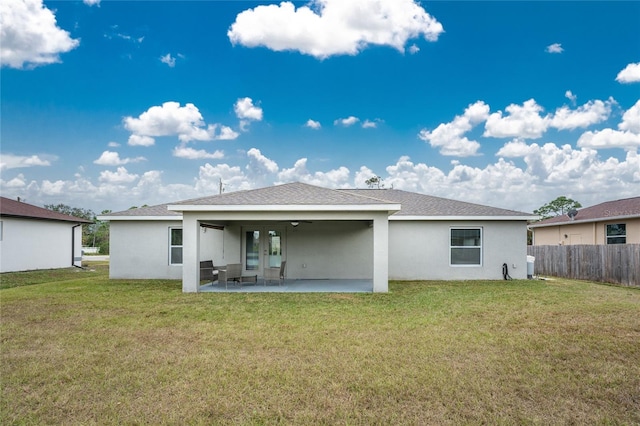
1,0,639,214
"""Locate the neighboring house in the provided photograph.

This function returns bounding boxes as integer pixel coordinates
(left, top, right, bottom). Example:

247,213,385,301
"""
0,197,92,273
529,196,640,246
99,182,536,293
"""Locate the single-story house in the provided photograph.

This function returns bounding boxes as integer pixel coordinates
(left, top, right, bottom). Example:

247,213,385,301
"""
0,197,92,273
99,182,536,292
529,196,640,245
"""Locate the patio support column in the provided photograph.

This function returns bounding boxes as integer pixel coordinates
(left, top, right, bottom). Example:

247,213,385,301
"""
372,213,389,293
182,213,200,293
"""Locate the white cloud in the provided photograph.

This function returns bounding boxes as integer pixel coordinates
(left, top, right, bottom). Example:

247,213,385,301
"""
418,101,489,156
172,146,224,160
362,119,380,129
334,116,360,127
83,0,100,6
305,119,321,130
0,153,54,170
194,163,252,194
123,101,239,145
216,126,241,140
546,43,563,53
616,62,640,83
0,0,80,69
565,90,577,104
234,97,263,131
619,100,640,133
386,148,640,211
93,151,146,166
228,0,444,59
160,53,176,67
3,144,639,215
576,101,640,150
234,97,263,121
577,129,640,150
98,167,139,184
484,99,550,139
277,158,351,188
247,148,279,174
128,134,156,147
550,98,614,130
107,141,121,148
495,139,531,158
2,173,27,189
408,44,420,54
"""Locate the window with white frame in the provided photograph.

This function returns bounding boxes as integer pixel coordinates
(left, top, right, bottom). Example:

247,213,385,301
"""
606,224,626,244
169,227,183,264
450,228,482,266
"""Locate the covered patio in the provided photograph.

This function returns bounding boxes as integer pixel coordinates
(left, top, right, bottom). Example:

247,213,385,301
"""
169,183,401,293
199,278,373,293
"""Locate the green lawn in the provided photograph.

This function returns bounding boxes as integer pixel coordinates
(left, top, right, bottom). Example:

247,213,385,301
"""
1,263,639,424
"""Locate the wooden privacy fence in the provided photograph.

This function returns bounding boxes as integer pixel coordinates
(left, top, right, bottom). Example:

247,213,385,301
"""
527,244,639,287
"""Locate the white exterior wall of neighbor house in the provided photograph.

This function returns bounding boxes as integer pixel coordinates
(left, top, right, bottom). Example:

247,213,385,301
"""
109,220,222,279
0,217,83,273
388,220,528,280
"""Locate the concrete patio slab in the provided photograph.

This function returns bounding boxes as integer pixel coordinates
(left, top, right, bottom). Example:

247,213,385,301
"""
199,279,373,293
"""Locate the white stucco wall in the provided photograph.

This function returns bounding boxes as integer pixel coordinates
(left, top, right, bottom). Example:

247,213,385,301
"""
109,220,222,279
285,221,373,279
0,217,82,272
388,220,529,280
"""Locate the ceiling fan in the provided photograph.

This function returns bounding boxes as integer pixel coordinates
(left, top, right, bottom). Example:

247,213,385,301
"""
278,220,312,227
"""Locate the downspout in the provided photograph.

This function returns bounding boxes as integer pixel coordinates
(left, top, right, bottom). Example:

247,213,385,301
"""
72,223,83,269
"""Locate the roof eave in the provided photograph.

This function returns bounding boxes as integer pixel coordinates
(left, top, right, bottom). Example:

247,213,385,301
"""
529,213,640,228
391,215,538,221
168,204,402,213
0,213,92,223
97,215,181,221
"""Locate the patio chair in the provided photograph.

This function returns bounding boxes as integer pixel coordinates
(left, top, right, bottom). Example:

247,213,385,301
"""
200,260,218,284
264,261,286,286
218,263,242,289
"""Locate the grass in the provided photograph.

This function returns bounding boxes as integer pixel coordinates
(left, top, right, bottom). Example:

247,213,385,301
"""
1,263,639,424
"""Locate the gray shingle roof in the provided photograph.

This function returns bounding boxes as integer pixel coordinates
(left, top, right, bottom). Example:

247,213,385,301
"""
530,196,640,227
0,197,92,223
171,182,397,206
341,189,533,217
103,182,533,218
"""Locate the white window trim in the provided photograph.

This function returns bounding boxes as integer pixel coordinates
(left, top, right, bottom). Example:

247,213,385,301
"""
449,227,483,267
169,227,183,265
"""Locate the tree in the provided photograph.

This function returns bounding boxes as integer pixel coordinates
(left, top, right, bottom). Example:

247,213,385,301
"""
365,175,384,189
44,204,111,254
533,196,582,220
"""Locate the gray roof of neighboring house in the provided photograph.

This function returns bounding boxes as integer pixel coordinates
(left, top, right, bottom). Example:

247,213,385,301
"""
0,197,92,223
105,203,182,218
103,182,533,219
529,196,640,228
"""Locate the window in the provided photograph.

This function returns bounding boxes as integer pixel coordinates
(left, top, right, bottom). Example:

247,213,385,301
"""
606,224,626,244
169,227,183,264
450,228,482,266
